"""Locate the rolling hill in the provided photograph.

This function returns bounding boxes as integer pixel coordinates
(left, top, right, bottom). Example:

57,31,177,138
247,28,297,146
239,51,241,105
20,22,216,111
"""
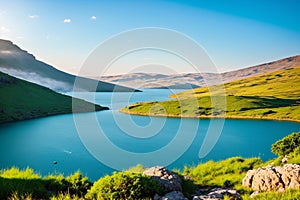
0,39,140,92
0,71,108,124
99,55,300,89
120,66,300,122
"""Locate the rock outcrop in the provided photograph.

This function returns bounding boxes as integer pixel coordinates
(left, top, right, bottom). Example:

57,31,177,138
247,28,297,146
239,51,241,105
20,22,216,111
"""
242,164,300,192
143,166,243,200
193,188,241,200
154,191,188,200
143,166,183,192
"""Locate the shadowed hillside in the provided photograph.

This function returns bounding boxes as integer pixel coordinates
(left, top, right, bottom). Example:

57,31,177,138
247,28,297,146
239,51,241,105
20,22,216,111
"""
0,72,108,124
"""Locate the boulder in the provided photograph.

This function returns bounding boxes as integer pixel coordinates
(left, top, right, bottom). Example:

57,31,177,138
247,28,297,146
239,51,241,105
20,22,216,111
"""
242,164,300,192
192,188,241,200
143,166,182,192
154,191,188,200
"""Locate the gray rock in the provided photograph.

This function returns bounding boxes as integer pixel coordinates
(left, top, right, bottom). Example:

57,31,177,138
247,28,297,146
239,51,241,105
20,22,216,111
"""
160,191,188,200
242,164,300,192
143,166,182,192
154,193,162,200
193,188,241,200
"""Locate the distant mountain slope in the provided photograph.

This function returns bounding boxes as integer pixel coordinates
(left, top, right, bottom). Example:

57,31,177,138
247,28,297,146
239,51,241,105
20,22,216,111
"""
0,71,108,124
120,66,300,122
221,55,300,82
99,55,300,89
0,39,139,92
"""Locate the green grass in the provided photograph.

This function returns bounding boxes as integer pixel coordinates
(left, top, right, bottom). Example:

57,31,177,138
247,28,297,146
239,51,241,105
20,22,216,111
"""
0,158,299,200
0,168,91,200
182,157,263,190
0,72,108,123
174,66,300,99
120,66,300,121
242,189,300,200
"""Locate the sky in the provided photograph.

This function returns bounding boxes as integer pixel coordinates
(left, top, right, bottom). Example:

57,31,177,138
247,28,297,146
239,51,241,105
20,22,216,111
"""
0,0,300,75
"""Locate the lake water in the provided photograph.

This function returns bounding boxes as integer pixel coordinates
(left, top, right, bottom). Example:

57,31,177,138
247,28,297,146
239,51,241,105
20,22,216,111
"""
0,89,299,181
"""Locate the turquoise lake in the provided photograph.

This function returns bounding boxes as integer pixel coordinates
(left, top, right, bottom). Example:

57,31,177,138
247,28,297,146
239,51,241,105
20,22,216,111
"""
0,89,299,181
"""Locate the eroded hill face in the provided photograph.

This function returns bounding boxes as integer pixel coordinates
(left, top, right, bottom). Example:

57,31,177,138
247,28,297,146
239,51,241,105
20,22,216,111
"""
98,55,300,89
0,39,140,92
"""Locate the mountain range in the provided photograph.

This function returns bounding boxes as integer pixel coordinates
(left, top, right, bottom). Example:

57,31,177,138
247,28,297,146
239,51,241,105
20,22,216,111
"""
99,55,300,89
0,39,139,92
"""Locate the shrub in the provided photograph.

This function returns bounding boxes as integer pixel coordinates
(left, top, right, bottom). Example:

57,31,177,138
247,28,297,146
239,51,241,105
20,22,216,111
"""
0,168,47,199
271,132,300,156
65,171,91,197
85,171,163,200
44,174,67,194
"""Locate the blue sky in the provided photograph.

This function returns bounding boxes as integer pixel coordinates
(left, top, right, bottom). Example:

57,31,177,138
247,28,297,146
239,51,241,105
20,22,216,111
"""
0,0,300,75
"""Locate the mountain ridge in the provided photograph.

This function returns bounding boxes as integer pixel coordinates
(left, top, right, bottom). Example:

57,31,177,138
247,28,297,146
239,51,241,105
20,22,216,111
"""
0,39,140,92
98,55,300,89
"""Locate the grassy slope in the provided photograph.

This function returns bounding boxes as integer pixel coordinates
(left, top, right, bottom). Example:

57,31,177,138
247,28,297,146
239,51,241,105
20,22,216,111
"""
0,72,108,123
120,66,300,121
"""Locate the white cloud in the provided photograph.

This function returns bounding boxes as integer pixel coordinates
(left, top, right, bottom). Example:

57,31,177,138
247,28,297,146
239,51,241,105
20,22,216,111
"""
90,16,96,20
28,15,39,19
63,19,71,23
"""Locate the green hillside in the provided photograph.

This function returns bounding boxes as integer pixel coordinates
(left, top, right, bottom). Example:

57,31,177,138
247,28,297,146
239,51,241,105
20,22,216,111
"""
120,66,300,121
0,72,108,123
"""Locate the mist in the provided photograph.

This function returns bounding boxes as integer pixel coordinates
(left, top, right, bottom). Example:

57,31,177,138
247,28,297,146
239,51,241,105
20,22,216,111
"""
0,67,73,93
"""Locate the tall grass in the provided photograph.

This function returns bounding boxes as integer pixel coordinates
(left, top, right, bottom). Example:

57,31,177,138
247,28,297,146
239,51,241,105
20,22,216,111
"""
183,157,262,189
0,168,90,200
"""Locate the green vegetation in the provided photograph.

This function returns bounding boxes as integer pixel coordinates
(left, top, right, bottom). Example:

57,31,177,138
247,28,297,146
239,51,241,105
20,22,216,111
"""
268,132,300,165
0,168,90,200
120,66,300,121
86,171,163,200
184,157,262,189
0,72,108,123
242,189,300,200
272,132,300,156
0,132,299,199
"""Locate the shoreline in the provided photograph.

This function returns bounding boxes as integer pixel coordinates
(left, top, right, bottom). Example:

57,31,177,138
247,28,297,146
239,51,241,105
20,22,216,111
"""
119,110,300,123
